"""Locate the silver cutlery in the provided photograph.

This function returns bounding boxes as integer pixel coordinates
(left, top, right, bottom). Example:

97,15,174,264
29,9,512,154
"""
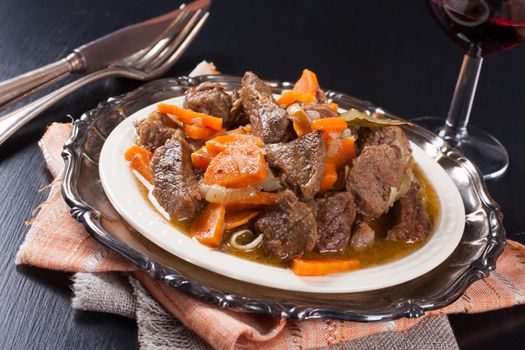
0,0,210,107
0,1,209,146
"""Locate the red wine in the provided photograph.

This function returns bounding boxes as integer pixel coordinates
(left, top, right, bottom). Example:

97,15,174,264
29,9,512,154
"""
429,0,525,57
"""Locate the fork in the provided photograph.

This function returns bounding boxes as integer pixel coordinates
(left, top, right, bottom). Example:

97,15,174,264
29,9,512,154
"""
0,8,209,147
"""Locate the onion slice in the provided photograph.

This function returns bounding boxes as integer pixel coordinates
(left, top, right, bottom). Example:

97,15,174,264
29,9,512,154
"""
229,229,263,251
131,169,171,221
260,168,282,192
199,183,260,204
395,168,415,201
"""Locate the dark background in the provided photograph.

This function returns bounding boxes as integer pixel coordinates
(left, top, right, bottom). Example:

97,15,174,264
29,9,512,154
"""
0,0,524,349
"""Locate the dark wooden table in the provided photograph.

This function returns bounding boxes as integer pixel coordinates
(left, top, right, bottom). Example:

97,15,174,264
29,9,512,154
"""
1,1,524,349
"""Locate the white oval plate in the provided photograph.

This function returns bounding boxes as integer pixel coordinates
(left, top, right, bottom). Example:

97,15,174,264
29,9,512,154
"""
99,96,465,293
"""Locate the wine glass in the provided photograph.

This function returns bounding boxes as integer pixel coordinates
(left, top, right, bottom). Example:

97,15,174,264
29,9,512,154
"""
414,0,525,179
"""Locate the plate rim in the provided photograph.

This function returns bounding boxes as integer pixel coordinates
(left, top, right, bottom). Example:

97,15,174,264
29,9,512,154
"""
98,95,466,293
61,74,506,321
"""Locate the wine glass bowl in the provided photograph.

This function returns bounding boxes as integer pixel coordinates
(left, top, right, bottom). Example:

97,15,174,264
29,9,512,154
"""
429,0,525,57
414,0,525,179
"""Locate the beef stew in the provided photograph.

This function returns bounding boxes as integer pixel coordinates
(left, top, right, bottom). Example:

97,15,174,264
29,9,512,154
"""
125,69,438,276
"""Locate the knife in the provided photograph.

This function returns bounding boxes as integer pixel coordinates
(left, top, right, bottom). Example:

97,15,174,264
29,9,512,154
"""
0,0,210,106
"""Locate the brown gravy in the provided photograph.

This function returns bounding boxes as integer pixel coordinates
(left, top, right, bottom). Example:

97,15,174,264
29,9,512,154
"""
136,164,440,270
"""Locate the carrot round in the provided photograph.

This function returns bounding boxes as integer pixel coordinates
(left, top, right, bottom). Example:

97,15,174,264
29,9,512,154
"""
190,203,225,247
124,145,152,162
157,103,223,131
311,117,347,132
223,192,279,209
276,91,315,107
319,162,337,191
204,144,268,188
293,69,319,95
224,210,261,230
291,258,361,276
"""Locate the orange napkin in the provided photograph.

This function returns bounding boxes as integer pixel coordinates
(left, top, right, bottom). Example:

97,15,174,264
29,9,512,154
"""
16,123,525,350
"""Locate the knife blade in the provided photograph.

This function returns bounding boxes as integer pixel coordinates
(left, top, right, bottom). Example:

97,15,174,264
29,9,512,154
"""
0,0,210,106
76,0,210,71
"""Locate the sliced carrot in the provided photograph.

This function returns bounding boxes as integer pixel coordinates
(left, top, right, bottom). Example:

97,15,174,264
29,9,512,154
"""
324,103,339,111
191,134,264,170
276,91,315,107
201,116,223,131
319,162,337,191
191,147,214,169
157,103,194,122
224,192,280,209
322,130,340,144
205,134,264,154
293,121,312,137
129,154,153,183
184,124,217,140
125,145,153,183
291,258,361,276
224,209,261,230
157,103,223,131
228,124,252,134
326,137,356,169
124,145,152,162
204,144,268,188
311,117,347,132
190,203,225,247
293,69,319,95
205,135,237,153
323,137,355,169
288,106,312,137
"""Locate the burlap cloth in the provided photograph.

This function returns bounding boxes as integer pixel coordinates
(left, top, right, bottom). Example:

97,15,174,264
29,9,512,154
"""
70,272,458,349
15,63,525,349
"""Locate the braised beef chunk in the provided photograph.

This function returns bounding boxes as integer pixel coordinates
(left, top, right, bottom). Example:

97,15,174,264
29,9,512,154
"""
264,132,325,200
229,89,250,127
135,111,178,150
315,88,328,104
241,71,273,104
303,103,337,120
361,126,412,169
346,144,404,219
251,103,290,143
255,190,318,260
151,136,202,222
307,192,356,253
183,82,236,127
387,181,430,243
239,72,290,143
350,221,376,250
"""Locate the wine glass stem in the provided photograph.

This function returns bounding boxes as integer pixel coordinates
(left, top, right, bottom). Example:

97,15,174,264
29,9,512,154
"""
442,54,483,140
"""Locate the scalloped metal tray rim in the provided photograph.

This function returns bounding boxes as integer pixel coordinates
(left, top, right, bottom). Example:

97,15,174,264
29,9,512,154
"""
61,75,506,321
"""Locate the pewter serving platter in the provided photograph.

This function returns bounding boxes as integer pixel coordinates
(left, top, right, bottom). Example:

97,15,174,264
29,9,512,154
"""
61,75,505,321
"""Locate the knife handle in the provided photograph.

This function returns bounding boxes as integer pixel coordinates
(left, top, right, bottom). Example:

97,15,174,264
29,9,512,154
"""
0,52,84,106
0,66,121,147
